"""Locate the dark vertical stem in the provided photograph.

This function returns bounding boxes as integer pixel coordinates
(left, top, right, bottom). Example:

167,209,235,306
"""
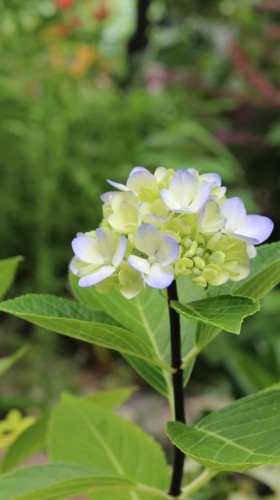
167,280,186,497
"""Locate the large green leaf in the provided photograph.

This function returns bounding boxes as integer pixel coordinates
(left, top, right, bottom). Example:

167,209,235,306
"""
166,384,280,472
183,242,280,365
0,463,137,500
0,295,171,371
1,387,137,474
171,295,259,334
49,394,170,500
0,345,29,379
0,256,23,301
70,273,201,399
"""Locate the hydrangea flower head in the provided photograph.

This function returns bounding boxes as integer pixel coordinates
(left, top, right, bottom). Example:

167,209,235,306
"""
70,166,274,298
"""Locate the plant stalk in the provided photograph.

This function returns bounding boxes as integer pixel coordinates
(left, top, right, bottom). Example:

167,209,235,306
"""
167,280,186,497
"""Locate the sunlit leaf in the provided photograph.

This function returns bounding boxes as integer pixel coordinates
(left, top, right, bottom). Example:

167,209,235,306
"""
171,295,259,334
0,295,170,371
167,384,280,472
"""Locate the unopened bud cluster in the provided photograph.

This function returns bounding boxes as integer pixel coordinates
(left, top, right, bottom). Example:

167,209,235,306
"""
70,167,273,298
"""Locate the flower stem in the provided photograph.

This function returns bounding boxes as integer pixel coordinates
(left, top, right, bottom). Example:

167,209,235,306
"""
167,280,186,497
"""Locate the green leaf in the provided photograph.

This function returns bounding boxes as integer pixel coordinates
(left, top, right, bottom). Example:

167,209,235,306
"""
0,256,23,301
85,386,138,411
49,394,170,500
171,295,260,334
166,384,280,472
1,387,137,474
0,413,50,474
70,273,201,399
0,462,136,500
0,345,29,379
0,295,170,371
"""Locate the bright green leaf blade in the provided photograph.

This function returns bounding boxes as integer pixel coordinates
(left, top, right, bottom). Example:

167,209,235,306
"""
1,387,137,474
1,412,50,474
171,295,260,334
69,273,173,398
166,384,280,472
0,256,23,301
0,462,136,500
85,386,137,410
70,273,201,399
49,394,170,499
0,295,169,370
0,345,29,378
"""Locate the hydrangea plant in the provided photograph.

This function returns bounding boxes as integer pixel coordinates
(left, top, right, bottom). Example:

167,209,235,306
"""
0,167,279,500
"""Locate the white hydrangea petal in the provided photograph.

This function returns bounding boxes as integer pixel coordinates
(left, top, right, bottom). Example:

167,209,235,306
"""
221,197,247,231
235,215,274,245
200,201,226,234
100,191,114,203
107,179,129,191
156,235,179,266
134,223,161,256
72,236,105,264
169,170,197,207
95,228,116,259
120,278,144,299
145,263,174,288
127,170,157,193
69,257,79,275
79,265,115,287
200,173,222,186
127,255,151,274
247,245,257,259
111,236,126,267
188,181,212,213
154,166,167,182
129,166,149,176
160,189,182,210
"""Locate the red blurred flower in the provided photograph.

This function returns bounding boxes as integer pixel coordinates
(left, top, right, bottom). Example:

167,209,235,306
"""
56,0,74,10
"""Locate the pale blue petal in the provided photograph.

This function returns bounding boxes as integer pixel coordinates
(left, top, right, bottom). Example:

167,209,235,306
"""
129,166,149,176
120,278,144,299
69,258,79,275
234,215,274,245
145,263,174,288
127,170,157,193
221,197,247,231
156,235,179,266
79,265,115,287
160,189,182,210
188,181,212,213
127,255,150,274
72,237,104,264
111,236,126,267
134,223,161,256
96,228,116,259
200,173,222,186
107,179,129,191
100,191,115,202
169,170,197,207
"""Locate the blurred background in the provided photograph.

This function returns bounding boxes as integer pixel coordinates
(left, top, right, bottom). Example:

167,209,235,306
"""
1,1,280,497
